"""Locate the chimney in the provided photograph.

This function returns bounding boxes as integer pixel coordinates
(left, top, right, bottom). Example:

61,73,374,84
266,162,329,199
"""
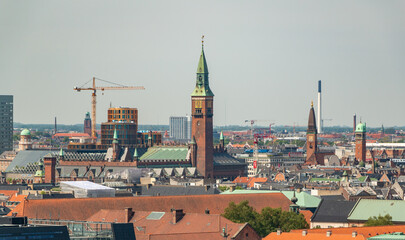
205,185,210,191
277,229,282,235
172,209,184,224
326,230,332,237
229,186,235,192
44,156,56,184
352,231,358,238
302,230,308,236
124,207,133,223
146,184,151,190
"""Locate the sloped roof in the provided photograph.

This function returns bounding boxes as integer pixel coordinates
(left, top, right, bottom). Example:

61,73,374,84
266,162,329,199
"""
5,150,52,172
87,210,257,240
213,153,245,166
290,225,405,238
9,193,292,221
311,199,356,223
221,190,321,208
139,147,189,161
348,199,405,222
139,185,220,196
264,232,366,240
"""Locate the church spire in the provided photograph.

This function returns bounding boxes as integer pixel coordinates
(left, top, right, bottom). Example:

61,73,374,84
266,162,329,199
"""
307,101,317,134
191,36,214,97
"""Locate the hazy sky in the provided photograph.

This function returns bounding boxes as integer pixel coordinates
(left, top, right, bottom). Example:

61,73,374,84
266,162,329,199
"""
1,1,404,128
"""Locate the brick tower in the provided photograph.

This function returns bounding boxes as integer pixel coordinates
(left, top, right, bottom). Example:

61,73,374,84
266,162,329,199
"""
305,101,318,165
355,122,366,162
191,40,214,179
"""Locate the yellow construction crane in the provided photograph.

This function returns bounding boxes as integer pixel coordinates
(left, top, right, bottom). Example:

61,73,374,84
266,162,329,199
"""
74,77,145,141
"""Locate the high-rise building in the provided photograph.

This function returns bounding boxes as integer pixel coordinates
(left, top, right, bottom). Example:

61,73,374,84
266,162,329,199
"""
169,116,191,141
0,95,13,154
101,107,138,146
84,112,92,136
191,43,214,179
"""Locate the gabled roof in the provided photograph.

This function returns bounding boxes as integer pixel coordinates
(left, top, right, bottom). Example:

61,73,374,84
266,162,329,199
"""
9,193,292,221
311,199,356,223
348,199,405,222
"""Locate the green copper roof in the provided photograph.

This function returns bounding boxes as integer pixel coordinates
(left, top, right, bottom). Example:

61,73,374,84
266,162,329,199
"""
59,148,64,157
21,129,31,136
133,148,138,158
197,47,208,74
191,46,214,97
356,122,366,133
34,169,44,177
348,199,405,222
139,147,188,161
113,128,118,144
190,136,196,144
220,131,224,140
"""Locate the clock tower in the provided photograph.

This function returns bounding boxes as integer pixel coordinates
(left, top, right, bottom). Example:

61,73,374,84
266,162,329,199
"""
355,122,366,162
191,39,214,179
306,101,318,165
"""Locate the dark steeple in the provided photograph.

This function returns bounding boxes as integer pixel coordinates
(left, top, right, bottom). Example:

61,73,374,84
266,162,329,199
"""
307,101,317,134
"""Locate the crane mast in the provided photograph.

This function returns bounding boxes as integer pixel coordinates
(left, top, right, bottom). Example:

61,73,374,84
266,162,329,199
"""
74,77,145,142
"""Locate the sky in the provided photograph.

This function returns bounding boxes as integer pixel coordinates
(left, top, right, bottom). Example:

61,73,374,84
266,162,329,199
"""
1,1,404,128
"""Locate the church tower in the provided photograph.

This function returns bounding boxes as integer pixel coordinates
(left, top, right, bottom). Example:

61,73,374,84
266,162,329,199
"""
355,122,366,162
191,38,214,179
305,101,318,165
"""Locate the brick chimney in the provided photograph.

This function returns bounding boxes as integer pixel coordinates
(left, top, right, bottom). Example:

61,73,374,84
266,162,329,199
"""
172,209,184,224
124,207,133,223
44,155,56,184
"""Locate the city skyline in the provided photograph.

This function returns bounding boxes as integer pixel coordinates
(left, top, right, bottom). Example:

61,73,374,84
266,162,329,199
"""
1,1,404,128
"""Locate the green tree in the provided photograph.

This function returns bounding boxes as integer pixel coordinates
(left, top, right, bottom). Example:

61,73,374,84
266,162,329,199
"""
222,201,308,237
364,214,393,226
222,201,259,226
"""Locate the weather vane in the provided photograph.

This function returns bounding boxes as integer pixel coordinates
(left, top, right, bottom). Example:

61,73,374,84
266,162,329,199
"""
202,35,205,46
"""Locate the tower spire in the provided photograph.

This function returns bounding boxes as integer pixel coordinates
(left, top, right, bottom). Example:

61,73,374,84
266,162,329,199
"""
191,36,214,97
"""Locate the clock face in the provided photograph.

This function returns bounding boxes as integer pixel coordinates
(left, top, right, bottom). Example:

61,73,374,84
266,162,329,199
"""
308,136,314,142
195,100,202,108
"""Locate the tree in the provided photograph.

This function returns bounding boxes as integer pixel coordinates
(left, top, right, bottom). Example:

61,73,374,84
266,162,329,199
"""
222,201,309,237
364,214,393,226
222,200,259,230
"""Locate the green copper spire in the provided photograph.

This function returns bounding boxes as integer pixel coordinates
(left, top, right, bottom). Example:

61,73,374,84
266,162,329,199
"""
112,128,119,144
191,37,214,97
220,131,224,140
59,148,64,157
133,148,138,158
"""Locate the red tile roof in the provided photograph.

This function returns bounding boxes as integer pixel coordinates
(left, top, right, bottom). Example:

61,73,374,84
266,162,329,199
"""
290,225,405,238
247,177,268,188
87,209,261,240
9,193,292,221
264,232,366,240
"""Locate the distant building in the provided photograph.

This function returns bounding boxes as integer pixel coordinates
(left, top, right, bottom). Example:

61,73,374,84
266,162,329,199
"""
169,116,191,141
19,129,32,151
0,95,13,154
101,107,138,146
83,112,91,136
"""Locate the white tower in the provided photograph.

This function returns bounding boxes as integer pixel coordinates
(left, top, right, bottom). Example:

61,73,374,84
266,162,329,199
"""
317,80,322,134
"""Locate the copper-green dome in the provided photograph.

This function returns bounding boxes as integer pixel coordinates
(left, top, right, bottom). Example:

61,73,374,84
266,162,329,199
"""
355,123,366,133
21,129,31,136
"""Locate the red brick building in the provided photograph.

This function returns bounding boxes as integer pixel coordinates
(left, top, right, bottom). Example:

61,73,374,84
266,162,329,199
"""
190,44,215,179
